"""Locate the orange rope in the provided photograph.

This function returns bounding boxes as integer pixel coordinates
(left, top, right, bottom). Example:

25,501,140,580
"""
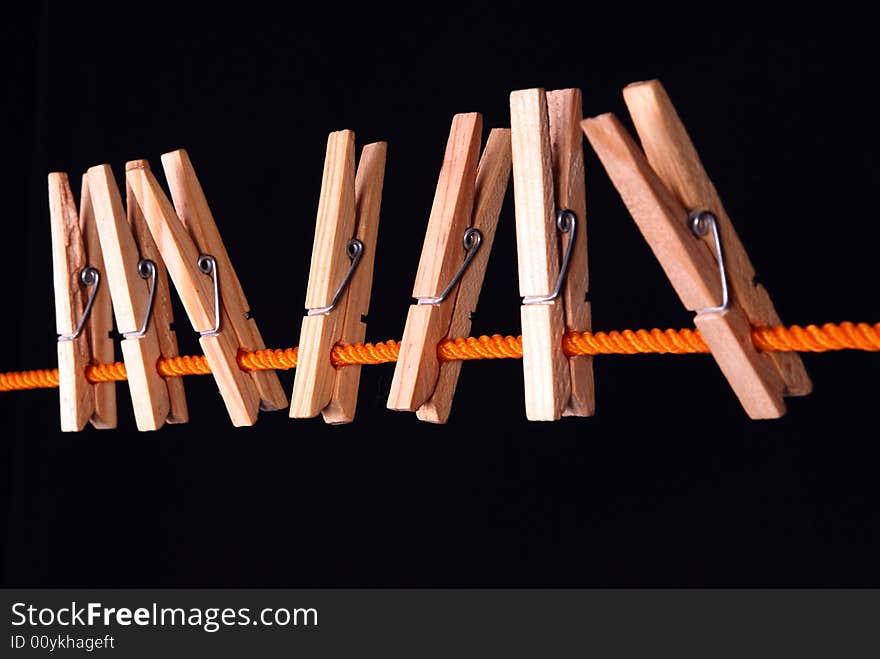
1,321,877,393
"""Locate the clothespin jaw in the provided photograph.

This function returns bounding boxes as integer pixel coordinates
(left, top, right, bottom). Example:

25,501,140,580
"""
125,159,262,427
387,113,483,413
48,173,117,431
87,164,172,431
510,88,594,421
291,131,387,423
582,79,811,418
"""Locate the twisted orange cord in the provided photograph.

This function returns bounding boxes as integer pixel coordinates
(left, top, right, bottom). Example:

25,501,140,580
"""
1,321,877,393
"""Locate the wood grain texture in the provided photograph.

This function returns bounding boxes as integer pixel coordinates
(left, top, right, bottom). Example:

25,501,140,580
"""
303,132,358,307
290,314,337,418
695,306,786,418
88,164,170,431
49,172,94,431
511,88,570,421
416,128,511,424
323,141,387,424
520,303,569,420
387,303,450,411
511,90,559,296
548,88,594,418
388,114,482,411
126,162,260,427
291,131,358,418
623,80,811,398
78,175,117,429
126,161,188,424
581,113,722,309
582,112,786,419
161,149,288,412
412,113,482,297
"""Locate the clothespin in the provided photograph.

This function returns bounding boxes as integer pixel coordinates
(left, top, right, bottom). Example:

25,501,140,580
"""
125,167,189,424
87,164,188,431
510,88,594,421
48,173,116,431
582,79,811,418
386,113,513,422
161,149,288,414
126,151,286,427
290,131,387,423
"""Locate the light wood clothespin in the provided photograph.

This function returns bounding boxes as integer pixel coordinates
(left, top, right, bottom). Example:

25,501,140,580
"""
161,149,288,414
582,79,811,418
126,150,286,426
87,164,187,431
510,88,594,421
48,173,116,431
386,113,513,422
290,131,386,423
126,166,189,424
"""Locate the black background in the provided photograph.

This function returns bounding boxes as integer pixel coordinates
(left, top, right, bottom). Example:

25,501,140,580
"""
1,5,878,586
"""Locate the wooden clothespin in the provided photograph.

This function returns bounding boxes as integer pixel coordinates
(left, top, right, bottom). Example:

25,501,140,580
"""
582,80,811,418
125,167,189,424
290,131,387,423
510,88,594,421
386,113,513,422
126,151,286,427
161,150,288,414
49,173,116,431
87,164,188,431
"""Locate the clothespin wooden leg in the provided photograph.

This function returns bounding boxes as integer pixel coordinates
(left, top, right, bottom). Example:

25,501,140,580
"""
161,149,288,412
622,80,811,400
77,175,117,428
291,130,358,419
387,113,483,412
88,164,171,431
415,127,512,423
49,173,100,431
126,164,188,424
548,88,594,418
322,141,387,424
511,89,571,421
126,162,261,427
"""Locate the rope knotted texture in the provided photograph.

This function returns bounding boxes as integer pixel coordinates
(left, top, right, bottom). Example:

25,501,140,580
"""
1,321,877,393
